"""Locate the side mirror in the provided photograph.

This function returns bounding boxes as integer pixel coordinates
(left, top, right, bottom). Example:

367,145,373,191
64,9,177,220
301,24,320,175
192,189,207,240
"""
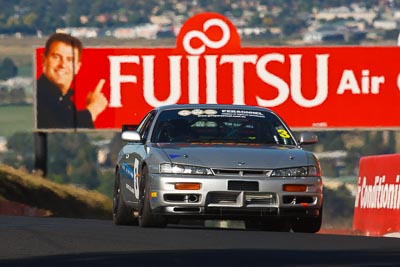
298,132,318,145
122,124,137,132
121,130,142,142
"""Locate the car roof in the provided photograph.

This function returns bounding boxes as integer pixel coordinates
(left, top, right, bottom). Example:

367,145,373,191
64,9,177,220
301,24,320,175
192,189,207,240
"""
154,104,274,113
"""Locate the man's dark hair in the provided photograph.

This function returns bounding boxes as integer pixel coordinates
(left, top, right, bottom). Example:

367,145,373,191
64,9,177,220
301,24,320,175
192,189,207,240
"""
44,32,83,59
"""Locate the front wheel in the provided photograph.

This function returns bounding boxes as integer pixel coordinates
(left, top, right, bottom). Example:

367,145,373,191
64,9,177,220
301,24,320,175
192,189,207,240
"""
291,208,322,233
138,167,167,228
113,171,136,225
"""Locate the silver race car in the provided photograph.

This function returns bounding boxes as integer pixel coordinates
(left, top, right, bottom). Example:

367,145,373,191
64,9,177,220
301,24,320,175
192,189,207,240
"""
113,104,323,232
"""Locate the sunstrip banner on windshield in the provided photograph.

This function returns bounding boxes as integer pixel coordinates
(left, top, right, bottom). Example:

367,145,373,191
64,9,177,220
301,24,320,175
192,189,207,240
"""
353,154,400,236
34,12,400,130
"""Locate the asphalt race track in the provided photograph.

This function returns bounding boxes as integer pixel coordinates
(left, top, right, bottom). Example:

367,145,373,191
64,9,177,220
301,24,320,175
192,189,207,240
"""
1,215,400,267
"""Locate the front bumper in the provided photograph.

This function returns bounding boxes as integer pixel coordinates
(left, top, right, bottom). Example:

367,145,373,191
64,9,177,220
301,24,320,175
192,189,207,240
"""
148,173,323,220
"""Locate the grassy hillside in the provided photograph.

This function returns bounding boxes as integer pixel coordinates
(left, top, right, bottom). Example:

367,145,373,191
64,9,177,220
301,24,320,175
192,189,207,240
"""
0,164,112,219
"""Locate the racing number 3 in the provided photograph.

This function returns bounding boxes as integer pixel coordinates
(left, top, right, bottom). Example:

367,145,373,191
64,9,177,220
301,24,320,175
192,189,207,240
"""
278,129,290,138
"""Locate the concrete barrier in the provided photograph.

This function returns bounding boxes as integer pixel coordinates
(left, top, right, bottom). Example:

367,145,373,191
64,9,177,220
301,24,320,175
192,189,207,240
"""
353,154,400,236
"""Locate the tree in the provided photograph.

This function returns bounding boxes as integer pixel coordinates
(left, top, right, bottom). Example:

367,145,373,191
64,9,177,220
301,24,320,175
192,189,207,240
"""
4,132,34,170
323,184,355,227
106,132,123,167
0,87,9,104
9,87,26,104
96,169,114,198
247,13,263,27
0,57,18,80
66,0,91,26
23,12,38,27
281,18,307,37
47,133,100,189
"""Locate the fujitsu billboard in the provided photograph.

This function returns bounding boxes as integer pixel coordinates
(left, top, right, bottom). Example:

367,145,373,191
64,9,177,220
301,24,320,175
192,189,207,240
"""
34,12,400,131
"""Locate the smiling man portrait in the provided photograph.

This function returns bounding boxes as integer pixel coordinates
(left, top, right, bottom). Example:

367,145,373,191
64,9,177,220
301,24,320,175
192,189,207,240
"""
36,32,108,129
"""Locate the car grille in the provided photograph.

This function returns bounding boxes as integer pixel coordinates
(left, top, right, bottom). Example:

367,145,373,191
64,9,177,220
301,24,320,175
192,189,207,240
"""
206,192,277,207
207,192,238,205
245,194,276,205
212,168,271,177
228,180,259,191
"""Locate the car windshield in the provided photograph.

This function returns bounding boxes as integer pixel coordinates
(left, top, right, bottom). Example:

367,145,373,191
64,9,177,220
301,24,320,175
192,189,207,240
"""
151,108,296,146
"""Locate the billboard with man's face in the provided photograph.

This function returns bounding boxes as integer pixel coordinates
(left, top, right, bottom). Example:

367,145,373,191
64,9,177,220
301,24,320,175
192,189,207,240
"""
34,12,400,131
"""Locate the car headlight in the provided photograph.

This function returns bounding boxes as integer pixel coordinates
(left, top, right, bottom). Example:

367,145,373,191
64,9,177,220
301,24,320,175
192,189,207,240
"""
270,166,320,177
160,163,213,175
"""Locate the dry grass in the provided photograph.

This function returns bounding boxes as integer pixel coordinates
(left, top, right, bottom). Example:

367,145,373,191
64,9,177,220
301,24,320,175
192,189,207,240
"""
0,164,112,219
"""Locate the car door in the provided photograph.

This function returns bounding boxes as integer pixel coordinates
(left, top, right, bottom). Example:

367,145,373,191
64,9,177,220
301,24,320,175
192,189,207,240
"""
120,111,156,205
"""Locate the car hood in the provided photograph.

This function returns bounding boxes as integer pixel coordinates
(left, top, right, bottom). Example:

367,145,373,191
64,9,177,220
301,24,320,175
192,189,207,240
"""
156,143,315,168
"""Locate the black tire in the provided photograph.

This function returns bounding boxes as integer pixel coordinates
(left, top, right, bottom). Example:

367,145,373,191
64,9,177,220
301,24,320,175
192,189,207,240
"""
113,171,136,225
291,208,323,233
138,167,167,227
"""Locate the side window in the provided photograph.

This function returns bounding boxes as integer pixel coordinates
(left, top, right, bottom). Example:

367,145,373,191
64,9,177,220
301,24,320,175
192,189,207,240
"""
137,111,156,141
